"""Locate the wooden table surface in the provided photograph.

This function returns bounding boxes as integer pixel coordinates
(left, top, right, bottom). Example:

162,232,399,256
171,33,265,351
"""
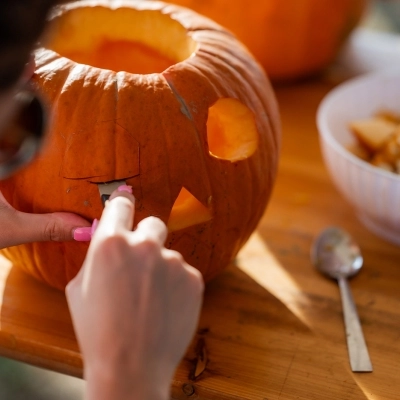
1,75,400,400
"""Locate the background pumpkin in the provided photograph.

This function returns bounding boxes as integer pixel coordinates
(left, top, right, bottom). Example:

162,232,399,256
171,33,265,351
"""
158,0,367,81
0,0,280,290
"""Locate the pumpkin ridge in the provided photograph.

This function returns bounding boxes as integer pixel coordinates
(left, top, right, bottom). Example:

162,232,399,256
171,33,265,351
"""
191,30,250,58
159,2,234,36
188,47,274,157
114,73,119,105
202,55,278,232
152,80,173,208
109,73,119,180
60,63,88,95
161,73,215,270
34,51,61,72
195,42,280,155
33,54,75,120
164,50,270,260
180,55,275,245
0,0,280,289
32,242,47,283
222,70,278,171
191,29,280,131
162,72,213,204
57,64,90,177
162,75,193,122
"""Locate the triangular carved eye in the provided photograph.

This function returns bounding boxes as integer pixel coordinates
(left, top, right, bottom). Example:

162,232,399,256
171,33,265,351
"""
167,187,212,232
207,98,258,161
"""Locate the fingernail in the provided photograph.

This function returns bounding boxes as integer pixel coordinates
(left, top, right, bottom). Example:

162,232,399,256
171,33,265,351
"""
117,185,133,194
73,227,92,241
91,219,99,235
73,219,99,241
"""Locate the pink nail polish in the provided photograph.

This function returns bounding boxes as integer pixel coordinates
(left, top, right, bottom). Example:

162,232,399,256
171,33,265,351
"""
117,185,133,194
73,219,99,241
91,219,99,235
73,227,92,241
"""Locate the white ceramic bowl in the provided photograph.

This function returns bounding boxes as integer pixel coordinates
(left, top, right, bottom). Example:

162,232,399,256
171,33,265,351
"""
317,69,400,245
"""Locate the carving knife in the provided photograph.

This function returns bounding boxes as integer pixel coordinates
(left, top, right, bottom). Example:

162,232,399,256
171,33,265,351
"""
73,180,127,241
97,180,127,207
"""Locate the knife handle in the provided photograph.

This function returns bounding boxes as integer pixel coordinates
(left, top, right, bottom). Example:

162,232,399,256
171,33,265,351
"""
101,194,110,207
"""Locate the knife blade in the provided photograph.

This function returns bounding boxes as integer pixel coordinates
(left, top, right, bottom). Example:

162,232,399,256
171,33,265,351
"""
97,180,127,206
74,180,128,241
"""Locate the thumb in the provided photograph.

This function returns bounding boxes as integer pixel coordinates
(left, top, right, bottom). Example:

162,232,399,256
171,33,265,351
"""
23,211,92,243
1,208,91,248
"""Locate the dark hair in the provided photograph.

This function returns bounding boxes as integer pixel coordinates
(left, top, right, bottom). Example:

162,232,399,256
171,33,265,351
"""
0,0,59,90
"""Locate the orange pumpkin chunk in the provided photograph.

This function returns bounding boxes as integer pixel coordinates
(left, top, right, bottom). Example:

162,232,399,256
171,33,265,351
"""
168,187,212,232
207,98,258,161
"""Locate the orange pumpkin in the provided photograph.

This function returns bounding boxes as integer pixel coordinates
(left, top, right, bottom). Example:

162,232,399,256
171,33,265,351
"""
0,0,280,290
163,0,367,81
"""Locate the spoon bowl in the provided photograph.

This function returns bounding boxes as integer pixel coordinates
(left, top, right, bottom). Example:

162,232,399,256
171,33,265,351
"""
311,226,363,279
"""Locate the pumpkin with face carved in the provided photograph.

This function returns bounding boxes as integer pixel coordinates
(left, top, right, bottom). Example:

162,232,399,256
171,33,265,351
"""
0,0,280,290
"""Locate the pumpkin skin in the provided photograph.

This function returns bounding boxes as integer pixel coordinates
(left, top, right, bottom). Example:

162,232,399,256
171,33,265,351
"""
0,0,280,290
161,0,367,81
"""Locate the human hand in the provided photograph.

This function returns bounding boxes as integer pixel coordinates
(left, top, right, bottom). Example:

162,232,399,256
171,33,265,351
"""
66,189,204,400
0,190,90,249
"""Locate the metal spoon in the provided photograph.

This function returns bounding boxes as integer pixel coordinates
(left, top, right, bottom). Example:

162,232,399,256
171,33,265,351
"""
311,226,373,372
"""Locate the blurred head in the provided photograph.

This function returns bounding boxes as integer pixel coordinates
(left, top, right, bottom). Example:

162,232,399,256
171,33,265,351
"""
0,0,59,177
0,0,59,91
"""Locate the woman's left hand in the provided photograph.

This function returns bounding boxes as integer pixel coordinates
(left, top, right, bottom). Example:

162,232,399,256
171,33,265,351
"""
0,189,90,249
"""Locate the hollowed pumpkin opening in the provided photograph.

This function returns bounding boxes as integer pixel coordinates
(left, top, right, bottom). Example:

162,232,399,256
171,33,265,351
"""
167,187,212,232
46,6,197,74
207,98,258,161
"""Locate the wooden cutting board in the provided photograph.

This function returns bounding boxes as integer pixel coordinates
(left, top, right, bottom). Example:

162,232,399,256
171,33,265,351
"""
1,77,400,399
0,242,375,400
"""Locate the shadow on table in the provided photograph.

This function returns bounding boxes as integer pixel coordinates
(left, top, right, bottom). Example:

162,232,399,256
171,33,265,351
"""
173,240,369,400
0,264,82,376
250,227,400,400
0,249,369,400
0,263,84,400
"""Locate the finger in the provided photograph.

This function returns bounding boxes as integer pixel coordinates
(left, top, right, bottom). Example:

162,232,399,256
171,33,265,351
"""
108,184,134,202
94,195,135,238
161,248,196,274
161,248,204,291
135,216,168,246
1,211,91,248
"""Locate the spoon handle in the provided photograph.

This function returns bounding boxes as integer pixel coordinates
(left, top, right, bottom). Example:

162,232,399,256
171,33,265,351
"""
338,277,373,372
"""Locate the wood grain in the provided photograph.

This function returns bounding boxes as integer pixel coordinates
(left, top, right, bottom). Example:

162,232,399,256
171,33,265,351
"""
1,76,400,399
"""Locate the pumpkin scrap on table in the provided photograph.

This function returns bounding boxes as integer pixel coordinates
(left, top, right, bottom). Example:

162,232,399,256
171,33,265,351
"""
0,0,280,290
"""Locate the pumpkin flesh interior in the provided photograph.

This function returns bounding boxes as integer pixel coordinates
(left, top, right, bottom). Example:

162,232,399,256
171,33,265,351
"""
46,6,197,74
64,39,176,75
167,187,212,232
207,98,258,161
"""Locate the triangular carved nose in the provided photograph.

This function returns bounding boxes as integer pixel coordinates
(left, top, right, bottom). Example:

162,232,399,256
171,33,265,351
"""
167,187,212,232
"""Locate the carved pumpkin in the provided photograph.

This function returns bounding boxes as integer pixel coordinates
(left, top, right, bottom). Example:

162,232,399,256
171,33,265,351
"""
163,0,367,81
0,0,280,290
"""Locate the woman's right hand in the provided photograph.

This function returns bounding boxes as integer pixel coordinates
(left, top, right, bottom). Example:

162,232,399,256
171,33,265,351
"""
66,190,204,400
